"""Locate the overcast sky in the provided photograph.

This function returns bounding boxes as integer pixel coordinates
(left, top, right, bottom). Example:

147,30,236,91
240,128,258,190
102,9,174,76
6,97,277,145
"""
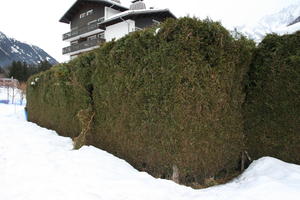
0,0,299,62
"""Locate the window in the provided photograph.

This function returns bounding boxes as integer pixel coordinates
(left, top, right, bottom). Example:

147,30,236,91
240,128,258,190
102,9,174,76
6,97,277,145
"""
71,27,78,36
98,33,105,39
80,13,86,19
135,27,143,31
88,20,97,25
86,9,94,16
71,40,78,45
87,35,97,41
152,19,161,25
97,17,105,23
80,9,93,19
88,20,97,30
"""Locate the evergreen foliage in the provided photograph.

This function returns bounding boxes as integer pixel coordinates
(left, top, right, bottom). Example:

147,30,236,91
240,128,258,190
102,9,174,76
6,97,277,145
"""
8,61,28,81
8,60,52,82
0,66,3,73
26,53,95,138
27,17,255,185
91,17,254,183
244,31,300,164
0,66,6,77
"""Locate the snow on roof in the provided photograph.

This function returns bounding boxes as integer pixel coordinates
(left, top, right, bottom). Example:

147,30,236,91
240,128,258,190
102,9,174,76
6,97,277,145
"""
0,31,7,40
100,8,176,25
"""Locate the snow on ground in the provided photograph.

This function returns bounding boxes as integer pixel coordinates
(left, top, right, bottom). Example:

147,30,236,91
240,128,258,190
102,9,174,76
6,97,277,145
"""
1,102,300,200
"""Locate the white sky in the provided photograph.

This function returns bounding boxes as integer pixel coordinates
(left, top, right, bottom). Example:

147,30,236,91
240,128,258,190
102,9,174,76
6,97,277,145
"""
0,0,299,63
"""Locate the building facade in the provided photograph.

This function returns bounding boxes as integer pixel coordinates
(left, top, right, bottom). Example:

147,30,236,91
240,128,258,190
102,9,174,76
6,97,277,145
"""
60,0,176,59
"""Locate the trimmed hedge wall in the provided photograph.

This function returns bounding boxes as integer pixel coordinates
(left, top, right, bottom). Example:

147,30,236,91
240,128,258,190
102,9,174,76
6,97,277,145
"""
91,18,254,183
27,52,95,138
27,17,255,185
244,32,300,164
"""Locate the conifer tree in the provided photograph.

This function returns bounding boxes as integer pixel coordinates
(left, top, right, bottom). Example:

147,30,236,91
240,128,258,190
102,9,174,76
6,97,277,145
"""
8,61,28,82
7,60,53,82
0,66,4,74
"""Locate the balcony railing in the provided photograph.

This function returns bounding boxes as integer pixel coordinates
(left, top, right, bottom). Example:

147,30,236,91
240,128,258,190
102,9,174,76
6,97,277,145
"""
63,18,105,41
62,38,105,55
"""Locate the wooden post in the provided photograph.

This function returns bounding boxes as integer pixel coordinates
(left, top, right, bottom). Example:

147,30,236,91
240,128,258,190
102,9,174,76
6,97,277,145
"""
172,165,180,184
7,85,9,103
12,85,15,104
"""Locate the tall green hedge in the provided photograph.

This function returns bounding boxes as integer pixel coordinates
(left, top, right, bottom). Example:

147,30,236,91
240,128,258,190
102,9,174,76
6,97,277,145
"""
244,32,300,163
91,18,254,183
27,17,255,185
27,52,95,138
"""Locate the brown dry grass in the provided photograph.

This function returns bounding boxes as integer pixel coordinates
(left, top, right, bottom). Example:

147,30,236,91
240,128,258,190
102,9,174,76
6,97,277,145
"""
18,82,27,93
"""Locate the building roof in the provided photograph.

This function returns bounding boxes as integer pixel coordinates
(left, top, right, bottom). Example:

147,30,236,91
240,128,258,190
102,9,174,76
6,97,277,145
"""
99,9,176,28
59,0,129,24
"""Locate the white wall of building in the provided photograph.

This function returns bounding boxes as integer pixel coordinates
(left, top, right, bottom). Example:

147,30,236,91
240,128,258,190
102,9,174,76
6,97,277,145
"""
105,7,121,19
105,20,135,41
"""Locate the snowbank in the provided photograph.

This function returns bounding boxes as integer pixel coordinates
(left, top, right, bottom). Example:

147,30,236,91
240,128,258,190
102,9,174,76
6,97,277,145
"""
1,104,300,200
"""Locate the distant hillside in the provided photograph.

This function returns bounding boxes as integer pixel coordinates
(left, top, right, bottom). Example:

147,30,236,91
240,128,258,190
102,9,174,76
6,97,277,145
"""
0,31,58,67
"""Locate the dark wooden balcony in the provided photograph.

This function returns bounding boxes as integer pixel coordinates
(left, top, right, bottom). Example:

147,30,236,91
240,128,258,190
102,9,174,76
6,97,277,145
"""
62,38,105,55
62,18,104,41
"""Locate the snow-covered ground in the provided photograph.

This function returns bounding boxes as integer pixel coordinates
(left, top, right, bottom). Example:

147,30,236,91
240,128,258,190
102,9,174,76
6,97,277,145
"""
1,102,300,200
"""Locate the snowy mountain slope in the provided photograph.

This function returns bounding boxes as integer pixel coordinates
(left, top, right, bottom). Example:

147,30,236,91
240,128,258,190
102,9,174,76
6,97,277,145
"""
237,4,300,41
0,31,58,67
1,102,300,200
277,21,300,35
289,16,300,26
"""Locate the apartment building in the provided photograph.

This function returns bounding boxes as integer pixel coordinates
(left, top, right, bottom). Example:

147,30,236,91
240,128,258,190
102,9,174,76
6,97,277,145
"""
60,0,176,59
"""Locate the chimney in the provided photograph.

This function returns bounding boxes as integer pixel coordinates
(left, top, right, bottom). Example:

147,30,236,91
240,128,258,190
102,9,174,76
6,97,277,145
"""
130,0,146,10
